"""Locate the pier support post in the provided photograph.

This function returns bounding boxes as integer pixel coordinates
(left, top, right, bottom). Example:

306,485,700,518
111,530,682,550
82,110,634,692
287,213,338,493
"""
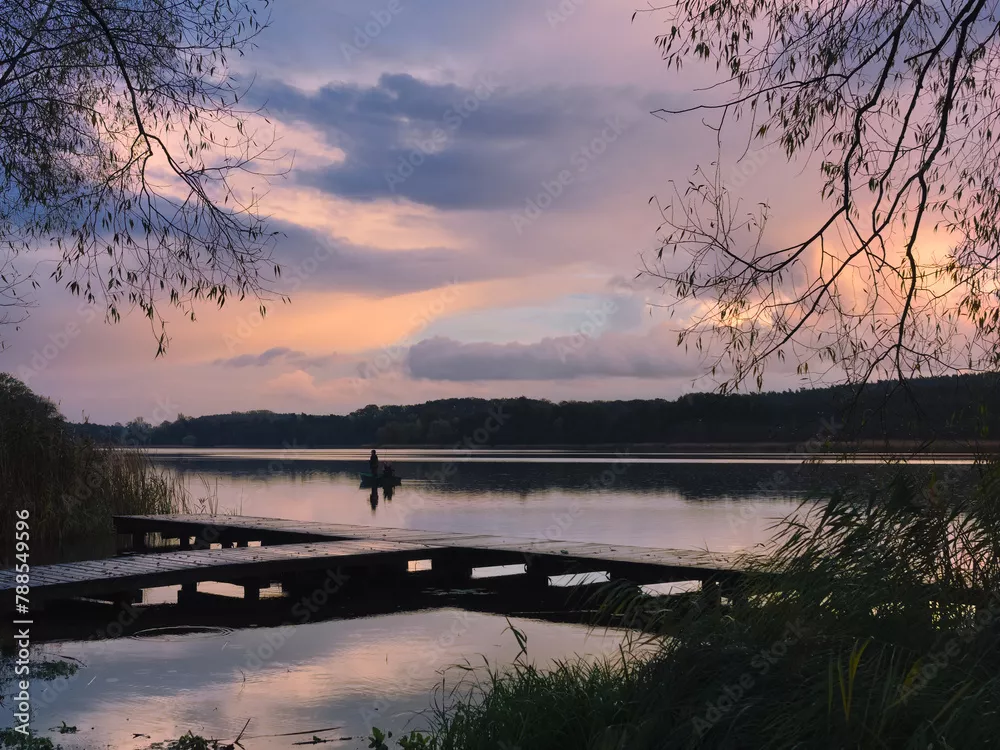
108,589,142,606
699,579,722,610
524,561,550,591
445,566,474,587
357,561,410,589
723,581,748,608
178,582,198,605
431,550,479,588
241,579,261,602
179,536,191,550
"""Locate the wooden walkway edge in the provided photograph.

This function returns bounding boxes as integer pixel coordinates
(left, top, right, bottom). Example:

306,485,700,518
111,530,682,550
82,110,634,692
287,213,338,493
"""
0,515,757,608
113,514,748,573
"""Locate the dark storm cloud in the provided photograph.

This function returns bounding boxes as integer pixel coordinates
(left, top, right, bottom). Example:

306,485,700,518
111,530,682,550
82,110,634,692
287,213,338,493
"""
406,326,698,381
252,74,647,209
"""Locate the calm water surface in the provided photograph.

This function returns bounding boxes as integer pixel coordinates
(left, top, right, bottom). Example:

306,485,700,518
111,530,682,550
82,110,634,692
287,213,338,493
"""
5,449,969,748
149,448,968,550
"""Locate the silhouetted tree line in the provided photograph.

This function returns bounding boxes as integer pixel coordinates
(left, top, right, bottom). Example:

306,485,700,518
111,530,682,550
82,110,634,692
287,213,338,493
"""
73,374,999,448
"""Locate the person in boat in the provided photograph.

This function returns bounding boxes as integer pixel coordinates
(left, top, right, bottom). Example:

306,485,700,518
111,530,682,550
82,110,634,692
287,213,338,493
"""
369,449,378,478
382,463,395,481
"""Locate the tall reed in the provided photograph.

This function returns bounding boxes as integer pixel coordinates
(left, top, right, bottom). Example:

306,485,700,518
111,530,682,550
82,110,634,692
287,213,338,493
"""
400,462,1000,749
0,373,183,563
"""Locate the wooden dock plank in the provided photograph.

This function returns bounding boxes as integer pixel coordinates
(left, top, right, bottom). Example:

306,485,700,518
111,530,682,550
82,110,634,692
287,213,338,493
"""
0,538,445,602
0,514,761,608
113,514,750,573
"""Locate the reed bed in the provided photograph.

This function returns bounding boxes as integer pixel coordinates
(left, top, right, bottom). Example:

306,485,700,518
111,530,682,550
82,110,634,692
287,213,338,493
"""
0,374,184,563
381,463,1000,749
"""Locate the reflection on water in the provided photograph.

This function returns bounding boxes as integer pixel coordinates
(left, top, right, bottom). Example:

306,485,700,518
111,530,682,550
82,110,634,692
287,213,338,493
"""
8,612,627,749
129,625,236,641
148,448,978,465
152,449,967,553
5,449,973,748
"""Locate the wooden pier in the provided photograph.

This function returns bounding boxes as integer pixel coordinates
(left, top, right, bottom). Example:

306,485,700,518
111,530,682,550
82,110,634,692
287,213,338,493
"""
0,514,756,610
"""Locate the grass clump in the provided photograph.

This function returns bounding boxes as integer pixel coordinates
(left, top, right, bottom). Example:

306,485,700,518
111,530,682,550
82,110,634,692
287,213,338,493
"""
0,729,56,749
0,373,183,563
401,463,1000,749
148,733,221,750
32,661,79,682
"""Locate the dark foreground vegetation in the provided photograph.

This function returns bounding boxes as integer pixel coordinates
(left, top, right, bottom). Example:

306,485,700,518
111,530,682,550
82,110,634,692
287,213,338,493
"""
0,374,182,563
75,373,999,448
368,464,1000,749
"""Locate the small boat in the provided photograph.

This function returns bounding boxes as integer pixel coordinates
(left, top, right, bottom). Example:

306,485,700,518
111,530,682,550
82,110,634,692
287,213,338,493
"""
360,473,402,488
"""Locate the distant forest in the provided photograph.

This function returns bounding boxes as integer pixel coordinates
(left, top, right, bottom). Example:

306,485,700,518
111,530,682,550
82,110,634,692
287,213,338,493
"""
71,374,1000,449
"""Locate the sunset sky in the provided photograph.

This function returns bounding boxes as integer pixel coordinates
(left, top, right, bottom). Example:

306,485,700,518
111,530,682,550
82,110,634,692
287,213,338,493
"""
4,0,823,424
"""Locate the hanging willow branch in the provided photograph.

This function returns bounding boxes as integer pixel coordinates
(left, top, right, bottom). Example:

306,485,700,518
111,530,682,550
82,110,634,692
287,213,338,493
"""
640,0,1000,392
0,0,285,353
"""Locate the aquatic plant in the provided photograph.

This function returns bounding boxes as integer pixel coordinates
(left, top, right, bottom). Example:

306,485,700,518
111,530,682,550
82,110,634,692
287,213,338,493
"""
368,728,436,750
0,729,57,749
367,727,392,750
0,374,185,563
146,733,220,750
31,661,79,683
401,462,1000,748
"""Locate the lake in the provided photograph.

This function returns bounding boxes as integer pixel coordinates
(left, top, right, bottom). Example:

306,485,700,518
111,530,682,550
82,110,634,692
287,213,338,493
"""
4,449,974,748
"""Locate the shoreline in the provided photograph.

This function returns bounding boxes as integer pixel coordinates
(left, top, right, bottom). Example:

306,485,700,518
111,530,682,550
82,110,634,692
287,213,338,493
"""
140,440,996,454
